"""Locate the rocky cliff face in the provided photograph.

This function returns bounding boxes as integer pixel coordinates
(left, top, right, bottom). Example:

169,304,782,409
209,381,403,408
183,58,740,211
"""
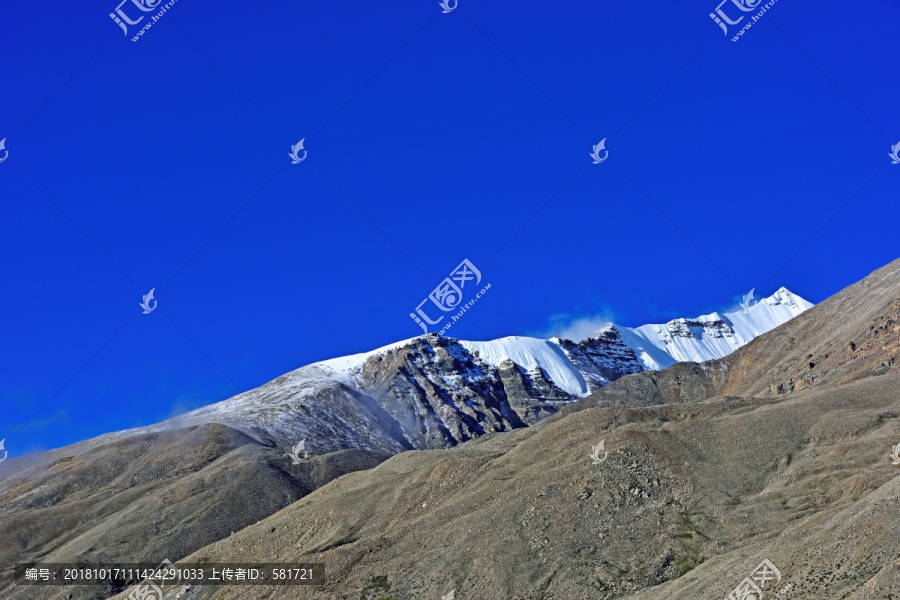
554,328,646,393
107,334,580,455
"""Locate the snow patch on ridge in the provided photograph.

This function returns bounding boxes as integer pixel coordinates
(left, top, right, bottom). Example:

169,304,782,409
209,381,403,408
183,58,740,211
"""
459,336,588,396
303,289,813,395
616,287,814,370
317,337,418,383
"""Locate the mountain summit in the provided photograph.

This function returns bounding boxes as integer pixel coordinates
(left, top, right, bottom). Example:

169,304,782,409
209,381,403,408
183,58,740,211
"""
612,286,812,370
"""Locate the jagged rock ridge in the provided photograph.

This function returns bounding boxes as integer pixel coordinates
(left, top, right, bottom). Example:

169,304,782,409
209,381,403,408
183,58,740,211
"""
91,289,810,456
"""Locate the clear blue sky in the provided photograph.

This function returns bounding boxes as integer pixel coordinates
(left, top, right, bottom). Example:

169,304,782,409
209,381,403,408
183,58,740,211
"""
1,0,898,457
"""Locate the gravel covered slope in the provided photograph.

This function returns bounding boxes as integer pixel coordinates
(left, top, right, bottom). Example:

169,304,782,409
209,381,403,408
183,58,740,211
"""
120,371,900,600
0,424,390,600
717,257,900,397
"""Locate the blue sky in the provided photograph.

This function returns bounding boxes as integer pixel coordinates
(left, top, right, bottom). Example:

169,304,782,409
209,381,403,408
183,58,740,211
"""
1,0,898,457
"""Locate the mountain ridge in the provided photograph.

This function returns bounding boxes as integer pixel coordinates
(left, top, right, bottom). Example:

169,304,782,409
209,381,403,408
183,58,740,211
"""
91,287,810,454
0,289,809,481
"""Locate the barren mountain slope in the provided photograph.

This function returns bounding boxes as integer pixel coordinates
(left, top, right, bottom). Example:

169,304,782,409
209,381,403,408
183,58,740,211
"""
556,360,732,418
564,259,899,417
0,424,390,600
114,371,900,600
2,262,891,599
718,257,900,397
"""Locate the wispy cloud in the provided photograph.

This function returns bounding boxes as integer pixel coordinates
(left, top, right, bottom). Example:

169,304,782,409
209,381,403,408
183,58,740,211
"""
166,395,205,419
526,310,618,342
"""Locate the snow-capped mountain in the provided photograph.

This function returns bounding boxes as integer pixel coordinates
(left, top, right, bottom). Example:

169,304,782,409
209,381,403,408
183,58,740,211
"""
104,288,811,454
616,287,813,370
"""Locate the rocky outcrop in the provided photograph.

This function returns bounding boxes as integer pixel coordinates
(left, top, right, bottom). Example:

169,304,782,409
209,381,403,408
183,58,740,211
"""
555,328,646,392
350,335,528,447
496,360,570,423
